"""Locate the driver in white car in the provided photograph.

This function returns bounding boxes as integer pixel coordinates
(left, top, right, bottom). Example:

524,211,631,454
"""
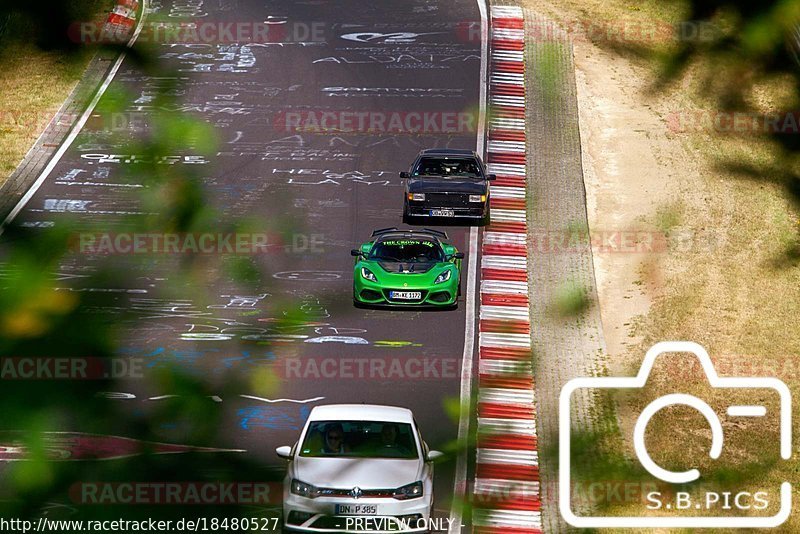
321,423,349,455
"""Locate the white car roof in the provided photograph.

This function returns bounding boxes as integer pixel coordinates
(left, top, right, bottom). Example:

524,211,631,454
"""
308,404,414,424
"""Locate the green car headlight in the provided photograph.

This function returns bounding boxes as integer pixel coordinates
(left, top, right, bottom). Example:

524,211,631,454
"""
361,267,378,282
434,269,452,284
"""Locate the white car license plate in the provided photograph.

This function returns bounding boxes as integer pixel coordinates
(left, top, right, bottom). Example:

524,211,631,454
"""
336,504,378,515
431,209,455,217
390,291,422,300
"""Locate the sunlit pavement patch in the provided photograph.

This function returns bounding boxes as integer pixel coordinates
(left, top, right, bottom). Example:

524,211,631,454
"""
472,5,541,534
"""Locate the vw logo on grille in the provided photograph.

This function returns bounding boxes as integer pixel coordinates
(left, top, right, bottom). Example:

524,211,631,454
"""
350,486,363,499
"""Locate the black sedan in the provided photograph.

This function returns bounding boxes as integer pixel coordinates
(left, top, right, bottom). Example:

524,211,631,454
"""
401,148,496,225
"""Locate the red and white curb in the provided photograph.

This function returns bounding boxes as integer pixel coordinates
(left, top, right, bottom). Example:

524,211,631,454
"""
473,5,541,534
105,0,139,41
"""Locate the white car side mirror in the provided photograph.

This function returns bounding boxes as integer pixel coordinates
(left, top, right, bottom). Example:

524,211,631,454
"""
276,446,293,459
426,450,445,462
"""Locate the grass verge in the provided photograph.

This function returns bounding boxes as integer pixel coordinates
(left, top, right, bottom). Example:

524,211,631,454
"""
0,0,113,183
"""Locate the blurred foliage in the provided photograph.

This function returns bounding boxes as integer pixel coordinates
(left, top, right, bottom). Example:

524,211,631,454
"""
550,279,591,317
658,0,800,207
0,0,295,523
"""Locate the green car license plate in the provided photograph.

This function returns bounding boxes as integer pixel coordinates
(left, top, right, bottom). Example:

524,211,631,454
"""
390,291,422,300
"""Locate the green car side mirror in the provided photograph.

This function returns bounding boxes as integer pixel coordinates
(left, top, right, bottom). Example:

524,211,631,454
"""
351,249,362,257
453,252,465,259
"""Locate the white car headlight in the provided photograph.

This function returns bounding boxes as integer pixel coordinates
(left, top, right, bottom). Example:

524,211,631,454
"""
361,267,378,282
393,481,424,500
291,479,320,499
434,269,452,284
469,194,487,203
408,193,425,201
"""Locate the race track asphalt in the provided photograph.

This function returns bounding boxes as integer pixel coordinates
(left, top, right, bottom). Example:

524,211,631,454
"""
1,0,486,524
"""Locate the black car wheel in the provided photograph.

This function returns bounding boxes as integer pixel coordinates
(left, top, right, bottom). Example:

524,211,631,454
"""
480,206,491,226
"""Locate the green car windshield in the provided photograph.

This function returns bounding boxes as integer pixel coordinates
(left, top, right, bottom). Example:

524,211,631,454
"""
369,239,444,263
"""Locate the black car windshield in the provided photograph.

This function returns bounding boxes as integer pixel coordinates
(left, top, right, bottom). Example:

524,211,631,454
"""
369,239,444,263
299,420,419,459
412,157,482,179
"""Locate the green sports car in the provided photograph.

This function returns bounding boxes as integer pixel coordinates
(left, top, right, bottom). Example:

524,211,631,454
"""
351,228,464,309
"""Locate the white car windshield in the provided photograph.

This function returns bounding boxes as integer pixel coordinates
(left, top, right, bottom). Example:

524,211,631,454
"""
299,421,419,459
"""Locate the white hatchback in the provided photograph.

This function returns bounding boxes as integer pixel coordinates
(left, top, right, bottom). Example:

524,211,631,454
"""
277,404,444,533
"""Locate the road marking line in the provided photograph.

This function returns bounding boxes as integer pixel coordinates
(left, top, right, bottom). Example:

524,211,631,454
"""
239,395,326,404
449,1,487,533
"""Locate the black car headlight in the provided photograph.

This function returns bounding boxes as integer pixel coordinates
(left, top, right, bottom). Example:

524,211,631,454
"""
469,194,487,203
393,481,424,500
434,269,452,284
361,267,378,282
408,193,425,201
291,479,320,498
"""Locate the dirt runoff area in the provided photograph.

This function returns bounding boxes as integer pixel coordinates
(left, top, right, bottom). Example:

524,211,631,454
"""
524,0,800,530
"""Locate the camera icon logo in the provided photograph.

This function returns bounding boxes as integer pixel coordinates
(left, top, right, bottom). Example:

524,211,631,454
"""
559,341,792,528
